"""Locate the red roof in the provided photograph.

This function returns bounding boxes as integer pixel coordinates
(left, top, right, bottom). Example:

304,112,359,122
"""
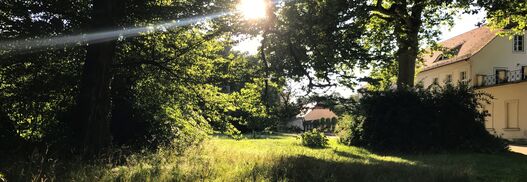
421,26,498,71
303,108,337,121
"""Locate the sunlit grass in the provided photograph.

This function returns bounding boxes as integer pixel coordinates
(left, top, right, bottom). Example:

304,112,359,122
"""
4,134,527,181
99,134,525,181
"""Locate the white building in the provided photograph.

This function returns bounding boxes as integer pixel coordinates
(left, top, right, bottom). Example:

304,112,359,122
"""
417,26,527,141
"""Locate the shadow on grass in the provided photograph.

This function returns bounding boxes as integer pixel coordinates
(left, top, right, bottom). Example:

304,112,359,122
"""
332,149,370,160
212,132,295,140
400,152,527,182
264,155,471,182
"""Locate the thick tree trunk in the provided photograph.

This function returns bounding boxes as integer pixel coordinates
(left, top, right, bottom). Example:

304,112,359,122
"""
395,37,419,89
395,5,423,89
77,0,117,153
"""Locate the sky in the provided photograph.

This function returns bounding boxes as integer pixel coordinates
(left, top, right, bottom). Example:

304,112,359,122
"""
233,11,487,98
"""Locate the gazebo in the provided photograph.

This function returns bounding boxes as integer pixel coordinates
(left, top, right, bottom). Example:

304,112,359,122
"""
287,106,338,132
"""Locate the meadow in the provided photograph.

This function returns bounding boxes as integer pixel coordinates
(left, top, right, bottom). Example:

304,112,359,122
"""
3,133,527,181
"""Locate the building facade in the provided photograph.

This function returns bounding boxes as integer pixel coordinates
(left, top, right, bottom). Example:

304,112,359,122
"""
416,27,527,141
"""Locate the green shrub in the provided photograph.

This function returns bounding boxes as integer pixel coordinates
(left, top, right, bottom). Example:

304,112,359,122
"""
335,114,364,146
300,129,328,148
339,83,508,153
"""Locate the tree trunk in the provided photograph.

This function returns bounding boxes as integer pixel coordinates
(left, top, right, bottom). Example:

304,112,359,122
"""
395,37,418,89
261,30,271,115
395,5,423,89
77,0,117,153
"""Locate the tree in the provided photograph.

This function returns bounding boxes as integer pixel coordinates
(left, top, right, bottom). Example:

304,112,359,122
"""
0,0,260,154
265,0,370,92
479,1,527,34
74,0,233,152
0,0,88,145
76,0,123,153
268,0,480,90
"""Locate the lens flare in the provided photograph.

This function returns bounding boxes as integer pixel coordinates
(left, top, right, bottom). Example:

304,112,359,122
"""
0,0,291,54
0,12,229,54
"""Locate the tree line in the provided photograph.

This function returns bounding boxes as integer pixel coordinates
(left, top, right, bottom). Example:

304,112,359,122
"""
1,0,525,156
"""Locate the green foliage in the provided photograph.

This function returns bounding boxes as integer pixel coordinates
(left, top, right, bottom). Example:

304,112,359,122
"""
274,87,304,131
479,1,527,35
335,114,364,146
266,0,371,90
339,83,508,153
266,0,481,89
0,0,277,153
300,129,329,148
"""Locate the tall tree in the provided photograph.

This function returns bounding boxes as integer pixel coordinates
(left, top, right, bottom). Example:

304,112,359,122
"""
77,0,123,152
268,0,479,90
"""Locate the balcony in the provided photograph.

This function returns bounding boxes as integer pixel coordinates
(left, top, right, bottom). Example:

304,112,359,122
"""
476,68,527,88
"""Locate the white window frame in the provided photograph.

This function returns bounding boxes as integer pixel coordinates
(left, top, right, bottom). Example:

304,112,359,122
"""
513,35,524,52
460,71,467,81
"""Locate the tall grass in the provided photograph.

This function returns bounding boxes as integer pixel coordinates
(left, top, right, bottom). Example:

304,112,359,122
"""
3,134,527,181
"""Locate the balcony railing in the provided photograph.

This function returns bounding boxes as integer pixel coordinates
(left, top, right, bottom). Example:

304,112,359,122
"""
477,68,527,87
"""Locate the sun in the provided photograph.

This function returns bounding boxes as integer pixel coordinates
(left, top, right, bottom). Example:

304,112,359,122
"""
237,0,267,20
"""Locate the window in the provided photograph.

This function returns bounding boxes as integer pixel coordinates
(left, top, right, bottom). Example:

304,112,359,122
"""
437,54,449,61
514,35,524,52
460,71,467,81
445,74,452,83
505,100,519,129
436,44,463,61
495,69,508,84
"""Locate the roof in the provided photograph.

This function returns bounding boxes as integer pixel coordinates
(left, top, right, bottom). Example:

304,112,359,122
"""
303,108,337,121
421,26,498,71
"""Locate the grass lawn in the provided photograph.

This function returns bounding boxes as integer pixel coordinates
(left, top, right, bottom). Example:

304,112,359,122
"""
190,134,527,182
4,134,527,181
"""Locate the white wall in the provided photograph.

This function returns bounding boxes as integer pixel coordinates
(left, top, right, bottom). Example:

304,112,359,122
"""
417,32,527,140
418,32,527,87
287,118,304,130
480,82,527,140
416,61,471,87
470,32,527,80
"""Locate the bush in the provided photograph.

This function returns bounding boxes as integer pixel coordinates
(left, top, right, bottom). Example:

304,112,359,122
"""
300,129,328,148
335,114,364,146
338,83,508,153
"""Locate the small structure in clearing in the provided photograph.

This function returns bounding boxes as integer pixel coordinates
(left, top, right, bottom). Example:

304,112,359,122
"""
288,105,338,132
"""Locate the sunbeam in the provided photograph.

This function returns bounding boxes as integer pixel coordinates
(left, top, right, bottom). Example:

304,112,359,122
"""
0,12,230,54
0,0,294,54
